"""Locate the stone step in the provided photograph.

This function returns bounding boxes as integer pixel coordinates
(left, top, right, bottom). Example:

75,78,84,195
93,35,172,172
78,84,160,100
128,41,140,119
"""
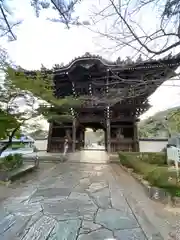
109,154,119,163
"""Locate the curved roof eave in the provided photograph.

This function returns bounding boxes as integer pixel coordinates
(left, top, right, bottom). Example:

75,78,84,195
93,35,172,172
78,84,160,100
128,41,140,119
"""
53,53,180,73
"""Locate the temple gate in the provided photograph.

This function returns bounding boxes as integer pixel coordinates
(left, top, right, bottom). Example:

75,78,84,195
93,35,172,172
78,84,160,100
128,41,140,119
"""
46,53,180,153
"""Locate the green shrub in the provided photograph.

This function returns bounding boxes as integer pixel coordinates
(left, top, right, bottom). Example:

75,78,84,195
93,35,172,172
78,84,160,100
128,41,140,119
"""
119,152,180,196
145,167,180,196
119,152,156,175
138,152,166,165
0,154,23,171
119,155,132,168
14,153,23,167
119,151,166,166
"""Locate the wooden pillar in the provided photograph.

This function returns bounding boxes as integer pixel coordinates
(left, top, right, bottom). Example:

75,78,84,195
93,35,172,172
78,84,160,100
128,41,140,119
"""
106,117,111,153
47,122,53,152
106,69,111,153
80,129,84,149
72,118,76,152
104,129,107,151
133,122,139,152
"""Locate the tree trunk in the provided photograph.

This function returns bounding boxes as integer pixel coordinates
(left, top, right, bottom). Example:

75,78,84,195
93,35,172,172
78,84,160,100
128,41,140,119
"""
0,125,21,156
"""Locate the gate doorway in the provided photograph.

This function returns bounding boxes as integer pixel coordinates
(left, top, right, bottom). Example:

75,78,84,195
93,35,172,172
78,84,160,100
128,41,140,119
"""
84,128,105,151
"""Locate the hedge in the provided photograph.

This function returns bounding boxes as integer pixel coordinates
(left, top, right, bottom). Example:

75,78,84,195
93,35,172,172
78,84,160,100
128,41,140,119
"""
0,154,23,171
119,152,180,196
119,151,166,165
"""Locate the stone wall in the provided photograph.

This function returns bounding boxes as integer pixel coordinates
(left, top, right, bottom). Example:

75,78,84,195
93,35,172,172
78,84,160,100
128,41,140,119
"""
139,139,167,152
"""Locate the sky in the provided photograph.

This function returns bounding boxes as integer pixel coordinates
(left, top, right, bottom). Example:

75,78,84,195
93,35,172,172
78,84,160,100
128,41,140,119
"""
2,0,180,129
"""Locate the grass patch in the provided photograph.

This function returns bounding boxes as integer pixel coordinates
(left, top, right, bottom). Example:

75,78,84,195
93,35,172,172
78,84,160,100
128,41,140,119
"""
119,152,180,197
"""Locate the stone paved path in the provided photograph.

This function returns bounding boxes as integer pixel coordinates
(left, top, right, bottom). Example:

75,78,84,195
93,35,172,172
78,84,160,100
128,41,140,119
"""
68,150,109,163
0,160,179,239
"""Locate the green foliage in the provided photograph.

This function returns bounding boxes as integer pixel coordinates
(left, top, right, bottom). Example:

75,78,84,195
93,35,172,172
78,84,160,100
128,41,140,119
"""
139,107,180,138
135,152,166,165
119,152,166,165
119,152,157,174
0,66,39,153
0,154,23,171
0,64,82,154
119,152,180,196
7,67,55,103
7,66,82,124
0,109,20,139
167,109,180,134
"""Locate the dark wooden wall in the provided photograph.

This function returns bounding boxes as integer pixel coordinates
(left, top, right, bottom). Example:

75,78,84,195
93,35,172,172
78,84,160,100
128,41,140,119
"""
47,119,139,153
110,122,139,152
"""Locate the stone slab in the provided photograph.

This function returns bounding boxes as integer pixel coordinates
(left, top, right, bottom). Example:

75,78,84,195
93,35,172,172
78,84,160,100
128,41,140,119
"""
22,215,56,240
49,219,81,240
31,187,72,199
43,198,97,221
80,220,101,234
95,208,139,231
114,228,147,240
0,159,170,239
0,215,31,239
78,229,113,240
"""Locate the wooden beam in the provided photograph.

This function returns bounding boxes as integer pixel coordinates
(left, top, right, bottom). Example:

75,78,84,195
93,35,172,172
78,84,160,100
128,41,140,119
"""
111,125,134,128
111,138,134,143
53,125,73,128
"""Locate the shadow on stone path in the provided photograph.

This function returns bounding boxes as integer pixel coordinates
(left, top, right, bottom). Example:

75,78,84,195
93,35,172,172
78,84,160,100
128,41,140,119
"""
0,161,179,239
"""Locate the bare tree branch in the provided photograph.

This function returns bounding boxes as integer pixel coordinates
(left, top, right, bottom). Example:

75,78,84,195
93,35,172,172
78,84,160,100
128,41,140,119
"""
109,0,180,55
90,0,180,58
0,0,83,41
0,4,16,40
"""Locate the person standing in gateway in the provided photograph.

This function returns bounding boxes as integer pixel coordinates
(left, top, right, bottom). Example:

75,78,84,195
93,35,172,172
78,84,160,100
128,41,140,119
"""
63,138,69,156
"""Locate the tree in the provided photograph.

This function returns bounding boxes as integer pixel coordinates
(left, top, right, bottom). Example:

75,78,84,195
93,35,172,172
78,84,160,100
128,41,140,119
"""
0,0,21,40
0,109,20,140
167,109,180,135
28,129,48,139
0,0,84,41
22,121,48,139
0,63,81,155
138,108,180,138
31,0,84,27
92,0,180,58
0,68,38,155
